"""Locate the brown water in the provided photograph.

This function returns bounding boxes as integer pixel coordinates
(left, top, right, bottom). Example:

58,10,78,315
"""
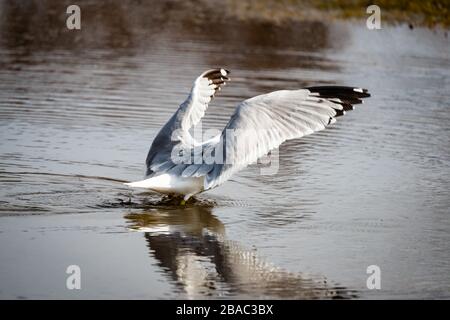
0,1,449,299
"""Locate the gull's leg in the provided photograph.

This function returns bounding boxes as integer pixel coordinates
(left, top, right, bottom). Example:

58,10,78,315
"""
180,193,194,206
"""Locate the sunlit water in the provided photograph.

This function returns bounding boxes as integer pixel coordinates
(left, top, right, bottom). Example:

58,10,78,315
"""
0,1,449,299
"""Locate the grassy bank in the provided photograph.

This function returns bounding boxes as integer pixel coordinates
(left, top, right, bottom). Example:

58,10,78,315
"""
226,0,450,28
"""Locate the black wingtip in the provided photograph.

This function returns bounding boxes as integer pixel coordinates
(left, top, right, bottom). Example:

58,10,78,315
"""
306,86,371,99
201,68,231,97
307,86,370,102
202,68,231,80
306,85,371,118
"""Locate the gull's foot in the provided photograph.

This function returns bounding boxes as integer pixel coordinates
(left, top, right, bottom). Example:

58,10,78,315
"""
180,199,186,206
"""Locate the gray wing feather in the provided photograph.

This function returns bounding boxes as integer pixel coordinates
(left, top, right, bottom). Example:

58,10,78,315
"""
203,87,370,190
145,68,230,176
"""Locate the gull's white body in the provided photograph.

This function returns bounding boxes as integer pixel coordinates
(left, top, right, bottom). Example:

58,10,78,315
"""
125,68,370,200
125,174,204,197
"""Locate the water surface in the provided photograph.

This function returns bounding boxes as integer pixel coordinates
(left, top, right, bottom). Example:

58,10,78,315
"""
0,1,449,299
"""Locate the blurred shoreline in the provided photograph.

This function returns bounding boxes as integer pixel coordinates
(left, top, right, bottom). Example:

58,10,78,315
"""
229,0,450,29
1,0,447,54
1,0,449,34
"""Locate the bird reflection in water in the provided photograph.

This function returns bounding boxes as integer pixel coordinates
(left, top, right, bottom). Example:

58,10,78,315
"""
124,200,355,299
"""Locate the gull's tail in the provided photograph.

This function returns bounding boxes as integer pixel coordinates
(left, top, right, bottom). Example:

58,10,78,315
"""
124,179,154,188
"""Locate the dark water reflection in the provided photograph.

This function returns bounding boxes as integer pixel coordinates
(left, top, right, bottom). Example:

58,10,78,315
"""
125,204,353,299
0,0,449,299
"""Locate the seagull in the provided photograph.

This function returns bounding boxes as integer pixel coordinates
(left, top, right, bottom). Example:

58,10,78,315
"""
126,68,370,204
